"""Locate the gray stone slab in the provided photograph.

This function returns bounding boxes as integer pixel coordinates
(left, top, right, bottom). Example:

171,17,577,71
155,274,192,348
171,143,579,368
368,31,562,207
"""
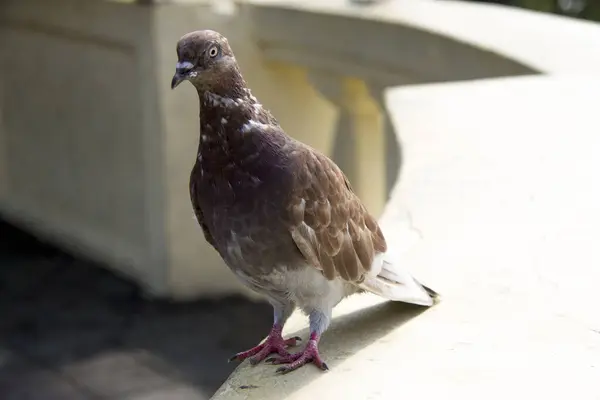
125,384,209,400
0,352,89,400
60,350,177,398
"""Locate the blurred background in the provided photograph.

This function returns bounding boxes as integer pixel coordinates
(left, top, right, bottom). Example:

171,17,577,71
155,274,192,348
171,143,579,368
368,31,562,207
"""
1,0,599,399
472,0,598,20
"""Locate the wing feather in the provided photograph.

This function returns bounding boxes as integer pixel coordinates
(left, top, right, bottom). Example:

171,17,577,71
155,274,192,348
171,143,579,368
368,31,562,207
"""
287,149,386,282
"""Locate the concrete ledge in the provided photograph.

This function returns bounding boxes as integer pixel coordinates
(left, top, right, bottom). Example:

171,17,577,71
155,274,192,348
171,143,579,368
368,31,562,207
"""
212,294,436,400
211,75,600,399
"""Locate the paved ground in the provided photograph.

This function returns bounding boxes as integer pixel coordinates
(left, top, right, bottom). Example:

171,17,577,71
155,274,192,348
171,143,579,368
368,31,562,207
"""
0,219,272,399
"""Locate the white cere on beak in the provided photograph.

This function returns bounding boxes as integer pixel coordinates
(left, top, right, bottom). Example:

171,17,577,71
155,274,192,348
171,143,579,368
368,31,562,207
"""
176,61,194,71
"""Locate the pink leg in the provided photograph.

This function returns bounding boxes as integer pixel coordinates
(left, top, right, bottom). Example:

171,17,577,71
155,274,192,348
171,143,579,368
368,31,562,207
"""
228,324,301,365
266,332,329,374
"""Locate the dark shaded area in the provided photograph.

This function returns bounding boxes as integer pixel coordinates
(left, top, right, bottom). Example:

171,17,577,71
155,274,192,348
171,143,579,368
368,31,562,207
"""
0,219,272,399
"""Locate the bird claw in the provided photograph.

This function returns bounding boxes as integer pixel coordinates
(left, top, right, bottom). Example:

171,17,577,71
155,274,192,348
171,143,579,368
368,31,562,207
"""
271,339,329,374
228,331,301,365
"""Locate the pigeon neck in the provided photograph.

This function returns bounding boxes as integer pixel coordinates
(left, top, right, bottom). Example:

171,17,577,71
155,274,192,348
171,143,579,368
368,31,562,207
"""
198,89,260,134
196,88,269,160
194,88,290,191
194,65,248,99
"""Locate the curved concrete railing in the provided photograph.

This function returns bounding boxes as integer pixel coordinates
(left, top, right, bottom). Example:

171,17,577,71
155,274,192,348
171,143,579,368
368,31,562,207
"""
211,2,600,399
245,0,600,75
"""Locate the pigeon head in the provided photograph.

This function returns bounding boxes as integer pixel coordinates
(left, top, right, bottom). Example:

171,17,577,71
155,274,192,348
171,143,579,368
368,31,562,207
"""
170,30,243,95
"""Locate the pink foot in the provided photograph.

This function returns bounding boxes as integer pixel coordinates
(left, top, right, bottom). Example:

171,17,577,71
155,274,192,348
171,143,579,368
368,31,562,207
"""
228,325,301,365
266,334,329,374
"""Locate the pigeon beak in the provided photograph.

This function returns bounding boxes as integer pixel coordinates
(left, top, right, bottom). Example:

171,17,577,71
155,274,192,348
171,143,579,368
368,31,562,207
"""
171,61,195,90
171,73,185,90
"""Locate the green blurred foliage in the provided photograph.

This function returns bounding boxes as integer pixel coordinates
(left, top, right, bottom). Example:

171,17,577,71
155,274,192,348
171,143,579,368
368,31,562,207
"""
475,0,600,22
513,0,600,21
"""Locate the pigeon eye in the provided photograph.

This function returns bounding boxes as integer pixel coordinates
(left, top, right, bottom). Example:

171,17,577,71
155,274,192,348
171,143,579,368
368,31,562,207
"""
208,46,219,58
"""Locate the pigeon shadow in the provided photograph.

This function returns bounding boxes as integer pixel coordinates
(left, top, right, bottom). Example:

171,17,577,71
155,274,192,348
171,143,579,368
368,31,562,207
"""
219,298,431,399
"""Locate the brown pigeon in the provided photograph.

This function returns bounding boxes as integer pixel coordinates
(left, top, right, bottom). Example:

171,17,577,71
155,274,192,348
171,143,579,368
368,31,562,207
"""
171,30,438,374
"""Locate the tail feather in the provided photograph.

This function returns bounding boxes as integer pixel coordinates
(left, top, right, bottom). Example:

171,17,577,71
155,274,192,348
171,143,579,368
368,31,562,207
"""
358,260,439,306
415,279,441,305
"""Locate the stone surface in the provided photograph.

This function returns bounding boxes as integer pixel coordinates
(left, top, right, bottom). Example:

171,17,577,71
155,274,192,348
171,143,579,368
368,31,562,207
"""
125,385,208,400
211,75,600,399
0,355,89,400
0,219,272,399
212,295,432,400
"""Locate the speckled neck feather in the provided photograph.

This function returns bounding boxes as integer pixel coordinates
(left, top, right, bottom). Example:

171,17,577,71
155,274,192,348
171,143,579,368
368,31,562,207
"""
194,68,284,174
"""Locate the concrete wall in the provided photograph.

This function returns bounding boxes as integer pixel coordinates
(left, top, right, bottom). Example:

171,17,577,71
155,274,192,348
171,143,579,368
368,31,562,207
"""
0,0,165,292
